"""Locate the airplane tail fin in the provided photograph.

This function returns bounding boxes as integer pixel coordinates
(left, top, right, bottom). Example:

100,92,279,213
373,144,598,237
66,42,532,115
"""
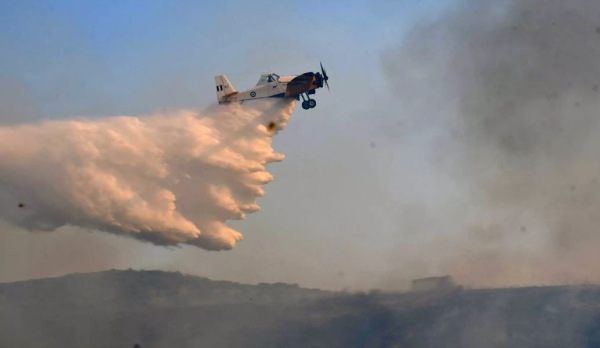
215,75,238,103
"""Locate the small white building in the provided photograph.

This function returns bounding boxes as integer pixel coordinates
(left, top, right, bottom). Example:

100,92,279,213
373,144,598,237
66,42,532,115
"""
411,276,455,292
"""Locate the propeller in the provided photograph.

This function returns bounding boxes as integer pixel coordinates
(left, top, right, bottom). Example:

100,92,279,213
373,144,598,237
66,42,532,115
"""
320,61,330,92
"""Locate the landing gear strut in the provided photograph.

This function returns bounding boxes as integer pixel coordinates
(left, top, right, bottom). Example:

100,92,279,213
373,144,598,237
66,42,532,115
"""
300,93,317,110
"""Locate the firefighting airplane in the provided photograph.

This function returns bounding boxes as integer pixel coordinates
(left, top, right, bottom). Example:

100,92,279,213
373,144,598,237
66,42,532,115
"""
215,63,330,110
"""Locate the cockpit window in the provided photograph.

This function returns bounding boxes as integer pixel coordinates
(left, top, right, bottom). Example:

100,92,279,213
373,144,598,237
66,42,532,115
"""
267,76,274,82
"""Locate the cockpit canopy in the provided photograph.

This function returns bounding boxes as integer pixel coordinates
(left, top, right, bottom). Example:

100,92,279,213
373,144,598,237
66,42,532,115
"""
256,73,280,86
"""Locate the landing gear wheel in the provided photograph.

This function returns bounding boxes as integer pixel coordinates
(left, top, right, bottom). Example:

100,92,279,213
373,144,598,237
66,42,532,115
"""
308,99,317,108
302,101,310,110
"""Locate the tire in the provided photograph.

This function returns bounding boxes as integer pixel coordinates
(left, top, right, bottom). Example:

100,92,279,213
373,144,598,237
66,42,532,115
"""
308,99,317,108
302,101,310,110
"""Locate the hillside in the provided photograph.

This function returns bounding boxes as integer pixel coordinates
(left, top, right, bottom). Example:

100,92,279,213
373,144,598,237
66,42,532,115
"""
1,270,600,347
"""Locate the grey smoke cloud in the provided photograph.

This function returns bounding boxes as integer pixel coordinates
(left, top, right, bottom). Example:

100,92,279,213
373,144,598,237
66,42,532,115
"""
0,100,295,250
383,0,600,287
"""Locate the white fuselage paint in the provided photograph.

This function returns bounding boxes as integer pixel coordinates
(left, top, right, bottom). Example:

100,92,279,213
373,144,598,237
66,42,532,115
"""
217,73,298,103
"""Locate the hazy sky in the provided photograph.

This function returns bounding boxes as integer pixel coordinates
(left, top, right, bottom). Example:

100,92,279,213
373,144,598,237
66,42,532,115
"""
5,0,598,291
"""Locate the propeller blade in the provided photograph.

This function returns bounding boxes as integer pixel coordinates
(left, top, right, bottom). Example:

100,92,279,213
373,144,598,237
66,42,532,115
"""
320,61,330,92
320,61,328,80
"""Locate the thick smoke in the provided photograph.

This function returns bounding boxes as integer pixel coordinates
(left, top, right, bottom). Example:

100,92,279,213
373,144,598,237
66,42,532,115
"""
0,100,295,250
384,0,600,287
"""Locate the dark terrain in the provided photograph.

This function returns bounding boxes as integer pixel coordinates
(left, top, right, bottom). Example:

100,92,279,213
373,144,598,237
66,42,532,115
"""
1,270,600,347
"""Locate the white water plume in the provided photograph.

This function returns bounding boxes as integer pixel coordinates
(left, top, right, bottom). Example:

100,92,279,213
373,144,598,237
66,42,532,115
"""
0,99,296,250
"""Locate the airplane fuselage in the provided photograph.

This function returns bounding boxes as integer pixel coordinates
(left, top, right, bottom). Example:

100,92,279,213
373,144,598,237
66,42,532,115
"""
225,75,297,102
